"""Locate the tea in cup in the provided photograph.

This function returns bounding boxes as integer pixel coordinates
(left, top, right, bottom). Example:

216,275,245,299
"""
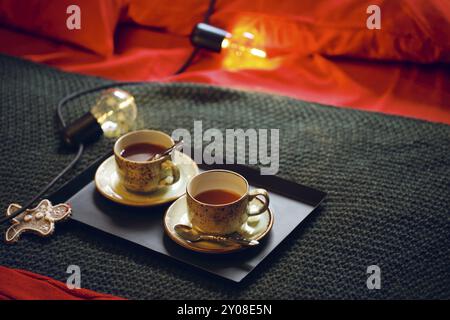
114,130,180,192
186,170,270,235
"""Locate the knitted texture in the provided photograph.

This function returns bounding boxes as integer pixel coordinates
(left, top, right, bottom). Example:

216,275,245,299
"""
0,54,449,299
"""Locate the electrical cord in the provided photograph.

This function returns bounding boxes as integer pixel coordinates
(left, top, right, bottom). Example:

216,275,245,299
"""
0,142,84,225
174,0,216,75
174,48,200,75
0,81,142,225
0,86,95,225
0,0,217,225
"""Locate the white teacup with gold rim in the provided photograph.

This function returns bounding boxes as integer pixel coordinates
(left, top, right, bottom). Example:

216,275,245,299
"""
186,170,270,235
114,130,180,193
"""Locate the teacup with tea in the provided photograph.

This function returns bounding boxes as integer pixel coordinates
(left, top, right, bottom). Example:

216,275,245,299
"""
114,130,180,193
186,170,270,235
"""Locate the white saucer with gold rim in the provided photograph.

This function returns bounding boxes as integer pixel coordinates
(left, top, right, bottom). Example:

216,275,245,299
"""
95,151,198,207
164,195,274,254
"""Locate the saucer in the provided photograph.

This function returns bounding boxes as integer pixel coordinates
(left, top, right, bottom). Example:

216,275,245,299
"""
164,195,274,254
95,152,199,207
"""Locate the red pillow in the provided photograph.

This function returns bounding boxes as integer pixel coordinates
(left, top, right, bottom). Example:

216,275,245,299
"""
127,0,209,35
0,0,125,56
213,0,450,63
126,0,449,64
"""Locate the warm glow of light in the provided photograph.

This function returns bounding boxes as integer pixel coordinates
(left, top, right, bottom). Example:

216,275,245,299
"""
221,19,279,71
222,37,267,58
221,38,230,49
250,48,267,58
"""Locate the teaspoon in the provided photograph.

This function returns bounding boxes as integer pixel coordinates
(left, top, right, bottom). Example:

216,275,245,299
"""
174,224,259,247
150,140,183,161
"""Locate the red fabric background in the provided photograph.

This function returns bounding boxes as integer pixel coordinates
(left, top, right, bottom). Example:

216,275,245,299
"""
0,0,125,56
0,266,122,300
0,0,448,124
209,0,450,63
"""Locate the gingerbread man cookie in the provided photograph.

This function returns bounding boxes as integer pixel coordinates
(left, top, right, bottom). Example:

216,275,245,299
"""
5,199,71,243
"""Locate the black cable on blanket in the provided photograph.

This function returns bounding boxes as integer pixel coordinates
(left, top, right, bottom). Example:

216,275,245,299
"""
0,0,218,225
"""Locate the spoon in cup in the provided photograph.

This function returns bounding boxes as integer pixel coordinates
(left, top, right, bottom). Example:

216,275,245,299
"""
149,139,183,161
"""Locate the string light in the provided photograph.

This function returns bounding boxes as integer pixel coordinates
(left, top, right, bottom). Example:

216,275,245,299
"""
190,23,267,59
62,88,137,145
220,31,267,59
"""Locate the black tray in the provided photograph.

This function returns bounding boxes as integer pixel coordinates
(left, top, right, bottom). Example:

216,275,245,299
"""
49,152,326,282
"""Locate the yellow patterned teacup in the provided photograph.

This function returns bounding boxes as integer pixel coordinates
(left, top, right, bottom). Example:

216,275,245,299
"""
186,170,270,235
114,130,180,193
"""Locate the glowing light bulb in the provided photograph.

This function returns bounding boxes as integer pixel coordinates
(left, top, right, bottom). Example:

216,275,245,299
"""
190,23,267,59
90,89,137,138
62,88,137,145
221,32,267,59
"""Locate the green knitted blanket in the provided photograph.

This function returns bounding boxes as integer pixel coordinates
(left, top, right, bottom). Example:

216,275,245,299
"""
0,54,449,299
